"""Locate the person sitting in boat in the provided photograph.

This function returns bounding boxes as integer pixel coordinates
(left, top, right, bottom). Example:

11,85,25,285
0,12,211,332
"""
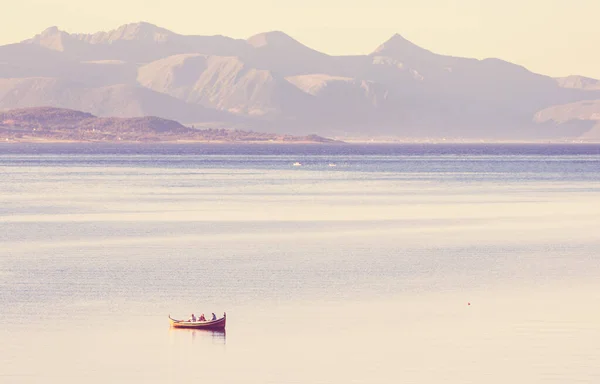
199,313,206,321
211,313,217,321
189,314,196,322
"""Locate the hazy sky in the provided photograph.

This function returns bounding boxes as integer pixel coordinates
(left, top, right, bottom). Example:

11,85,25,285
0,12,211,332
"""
2,0,599,78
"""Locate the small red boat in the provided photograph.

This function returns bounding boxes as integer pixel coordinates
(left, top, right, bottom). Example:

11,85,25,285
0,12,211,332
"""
168,313,226,330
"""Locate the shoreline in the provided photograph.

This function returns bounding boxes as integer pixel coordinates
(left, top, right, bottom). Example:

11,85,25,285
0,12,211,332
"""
2,139,600,145
0,138,342,144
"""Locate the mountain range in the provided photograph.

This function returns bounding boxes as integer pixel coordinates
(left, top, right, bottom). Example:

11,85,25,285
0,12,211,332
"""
1,22,599,140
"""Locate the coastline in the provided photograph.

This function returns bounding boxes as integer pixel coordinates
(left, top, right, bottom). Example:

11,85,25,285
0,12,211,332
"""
3,138,600,145
0,138,343,144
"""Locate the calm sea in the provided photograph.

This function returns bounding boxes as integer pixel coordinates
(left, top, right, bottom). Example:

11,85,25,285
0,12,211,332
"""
1,143,600,383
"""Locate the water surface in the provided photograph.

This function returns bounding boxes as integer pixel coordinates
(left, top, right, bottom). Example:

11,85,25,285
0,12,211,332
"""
1,144,600,383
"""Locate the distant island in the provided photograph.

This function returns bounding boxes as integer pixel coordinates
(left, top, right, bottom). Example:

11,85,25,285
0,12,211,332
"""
0,107,337,143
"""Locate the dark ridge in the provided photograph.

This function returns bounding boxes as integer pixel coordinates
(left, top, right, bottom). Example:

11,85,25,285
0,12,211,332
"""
0,107,338,143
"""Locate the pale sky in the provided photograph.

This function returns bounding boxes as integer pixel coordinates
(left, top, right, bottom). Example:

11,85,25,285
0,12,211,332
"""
1,0,599,78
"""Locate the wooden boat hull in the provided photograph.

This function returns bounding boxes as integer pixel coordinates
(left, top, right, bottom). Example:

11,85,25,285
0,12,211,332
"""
169,315,226,330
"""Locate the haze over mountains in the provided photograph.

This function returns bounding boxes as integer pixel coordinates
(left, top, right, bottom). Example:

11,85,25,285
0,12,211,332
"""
1,22,600,140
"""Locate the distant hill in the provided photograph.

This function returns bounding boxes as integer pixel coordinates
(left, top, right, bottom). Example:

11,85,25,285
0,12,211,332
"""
556,76,600,91
2,22,600,141
0,107,337,143
534,101,600,140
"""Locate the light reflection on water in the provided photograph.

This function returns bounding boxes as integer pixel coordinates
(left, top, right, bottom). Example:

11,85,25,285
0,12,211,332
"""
169,328,227,346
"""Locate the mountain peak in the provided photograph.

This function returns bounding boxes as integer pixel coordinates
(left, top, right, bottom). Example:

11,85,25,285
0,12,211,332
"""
388,33,410,42
372,33,433,58
116,22,164,33
107,22,175,42
247,31,300,49
41,26,61,36
23,26,70,51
